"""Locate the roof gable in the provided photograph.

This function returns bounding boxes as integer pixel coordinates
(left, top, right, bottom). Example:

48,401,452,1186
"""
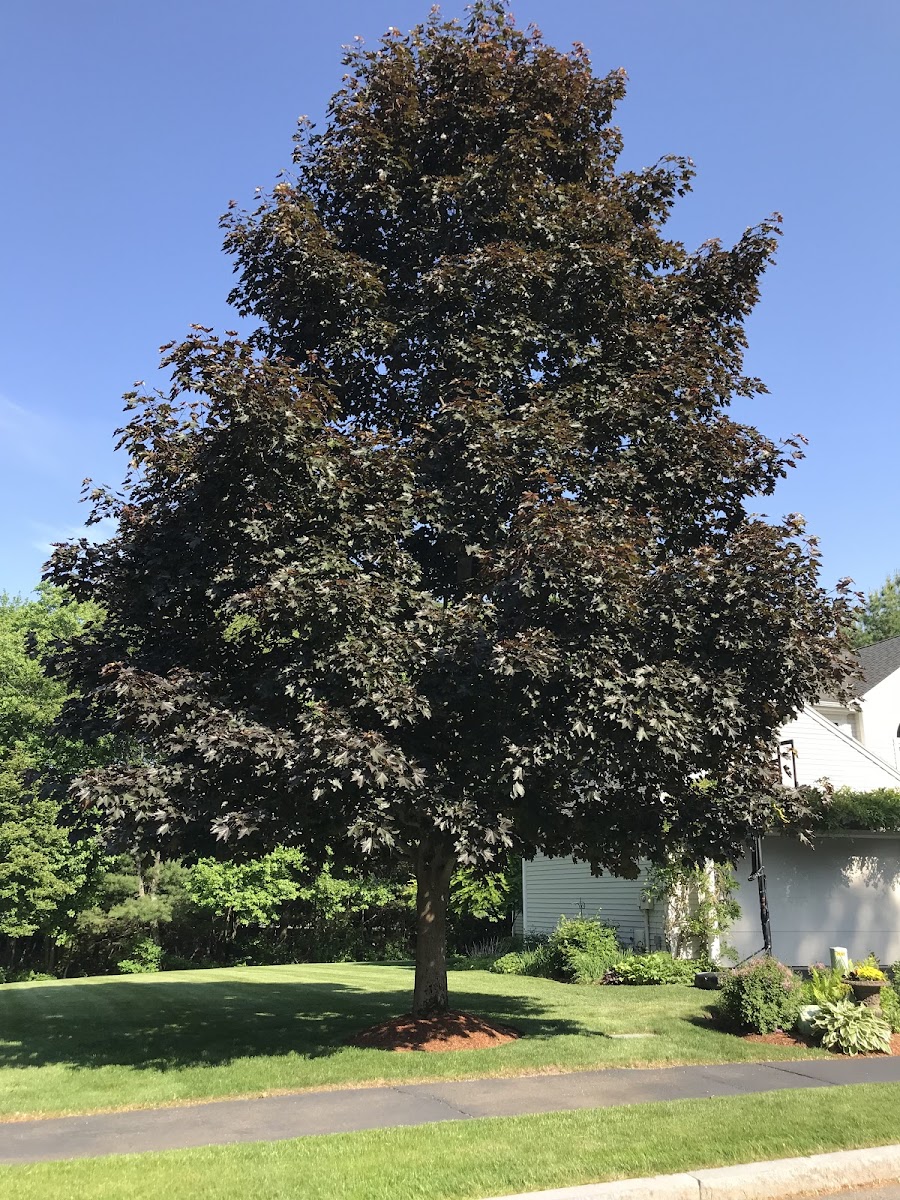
857,636,900,694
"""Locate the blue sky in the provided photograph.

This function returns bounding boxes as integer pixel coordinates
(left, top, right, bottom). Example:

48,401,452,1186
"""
1,1,897,599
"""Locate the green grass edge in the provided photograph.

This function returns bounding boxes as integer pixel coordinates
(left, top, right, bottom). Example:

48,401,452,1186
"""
3,1083,899,1200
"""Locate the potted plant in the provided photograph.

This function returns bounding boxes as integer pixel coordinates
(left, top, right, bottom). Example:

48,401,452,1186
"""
845,957,889,1009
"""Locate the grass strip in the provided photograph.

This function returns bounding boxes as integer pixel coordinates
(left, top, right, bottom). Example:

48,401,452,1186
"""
3,1083,899,1200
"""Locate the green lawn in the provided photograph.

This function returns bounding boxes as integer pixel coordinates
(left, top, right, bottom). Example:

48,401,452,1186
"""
3,1084,899,1200
0,962,826,1119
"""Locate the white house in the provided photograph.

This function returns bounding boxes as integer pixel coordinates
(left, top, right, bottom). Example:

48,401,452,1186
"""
521,636,900,966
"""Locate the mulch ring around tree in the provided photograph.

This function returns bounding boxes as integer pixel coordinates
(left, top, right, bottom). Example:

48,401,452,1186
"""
349,1010,521,1052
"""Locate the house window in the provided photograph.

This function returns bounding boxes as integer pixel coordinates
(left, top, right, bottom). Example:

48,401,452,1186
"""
814,705,858,740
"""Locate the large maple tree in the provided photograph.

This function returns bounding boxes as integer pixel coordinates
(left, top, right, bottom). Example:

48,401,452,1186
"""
50,4,851,1015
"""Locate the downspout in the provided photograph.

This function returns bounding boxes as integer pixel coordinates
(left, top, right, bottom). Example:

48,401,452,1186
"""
521,858,528,941
749,834,773,955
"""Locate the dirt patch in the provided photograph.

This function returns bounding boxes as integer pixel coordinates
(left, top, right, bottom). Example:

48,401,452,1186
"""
349,1010,521,1053
743,1030,900,1056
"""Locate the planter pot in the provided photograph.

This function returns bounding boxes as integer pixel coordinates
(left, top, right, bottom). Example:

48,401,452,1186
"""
848,979,888,1009
694,971,721,990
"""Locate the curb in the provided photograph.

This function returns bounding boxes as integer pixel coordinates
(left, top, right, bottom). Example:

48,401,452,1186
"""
483,1143,900,1199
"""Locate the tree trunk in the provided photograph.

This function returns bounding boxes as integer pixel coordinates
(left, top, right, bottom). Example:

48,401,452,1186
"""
412,842,454,1017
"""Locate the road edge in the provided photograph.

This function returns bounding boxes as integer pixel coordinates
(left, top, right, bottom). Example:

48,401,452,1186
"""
483,1142,900,1199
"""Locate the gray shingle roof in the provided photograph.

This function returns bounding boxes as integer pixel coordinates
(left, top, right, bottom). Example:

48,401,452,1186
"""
857,635,900,694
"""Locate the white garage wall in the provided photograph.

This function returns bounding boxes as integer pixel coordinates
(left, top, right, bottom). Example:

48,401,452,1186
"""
731,833,900,967
522,853,666,948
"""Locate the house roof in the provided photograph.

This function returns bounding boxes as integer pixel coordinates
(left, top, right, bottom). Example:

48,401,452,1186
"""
857,636,900,695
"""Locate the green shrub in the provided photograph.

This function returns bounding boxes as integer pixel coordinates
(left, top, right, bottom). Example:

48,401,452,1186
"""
881,985,900,1033
491,951,530,975
717,956,798,1033
807,964,850,1005
811,999,892,1055
489,946,551,976
117,937,163,974
522,943,556,977
546,916,620,981
566,949,617,984
161,953,206,972
0,968,55,984
607,952,696,986
492,919,620,983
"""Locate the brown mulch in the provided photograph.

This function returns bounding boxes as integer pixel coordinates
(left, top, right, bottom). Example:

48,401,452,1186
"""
743,1030,815,1049
743,1030,900,1056
348,1010,521,1053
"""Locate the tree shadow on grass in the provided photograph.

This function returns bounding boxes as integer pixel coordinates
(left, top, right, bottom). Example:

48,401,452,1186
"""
0,965,592,1074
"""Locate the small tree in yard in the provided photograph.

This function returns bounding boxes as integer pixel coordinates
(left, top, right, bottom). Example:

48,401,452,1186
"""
49,4,852,1018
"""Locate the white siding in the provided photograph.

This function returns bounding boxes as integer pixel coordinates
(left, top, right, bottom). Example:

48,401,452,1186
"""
521,703,900,960
522,853,666,948
731,834,900,966
858,671,900,771
782,706,900,790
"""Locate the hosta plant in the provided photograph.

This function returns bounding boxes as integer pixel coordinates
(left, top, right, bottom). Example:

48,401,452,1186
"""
812,999,892,1056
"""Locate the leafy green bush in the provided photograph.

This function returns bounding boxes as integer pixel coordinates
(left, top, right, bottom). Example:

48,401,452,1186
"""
117,937,163,974
522,943,556,977
494,918,620,982
0,968,54,984
816,788,900,833
491,951,530,975
811,999,892,1055
607,952,696,986
717,956,798,1033
566,949,617,984
545,916,621,982
881,985,900,1034
807,964,851,1005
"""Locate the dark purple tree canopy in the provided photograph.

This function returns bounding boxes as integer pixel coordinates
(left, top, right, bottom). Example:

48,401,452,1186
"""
49,4,851,1010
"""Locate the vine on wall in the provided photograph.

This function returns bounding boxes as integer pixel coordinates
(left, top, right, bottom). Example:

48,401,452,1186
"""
643,861,740,962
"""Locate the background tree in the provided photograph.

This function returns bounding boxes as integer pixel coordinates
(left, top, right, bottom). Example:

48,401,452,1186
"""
852,571,900,648
50,4,851,1017
0,588,104,967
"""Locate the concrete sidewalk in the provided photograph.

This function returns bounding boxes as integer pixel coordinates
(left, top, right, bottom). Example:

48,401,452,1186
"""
3,1056,900,1165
